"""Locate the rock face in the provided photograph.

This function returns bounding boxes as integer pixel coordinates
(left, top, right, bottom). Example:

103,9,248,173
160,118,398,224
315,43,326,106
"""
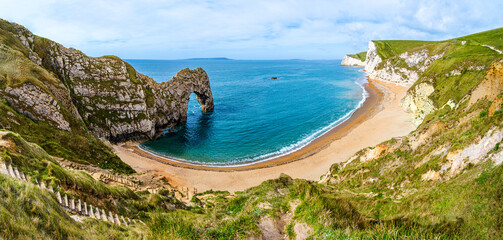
0,21,214,142
364,41,443,87
3,83,71,131
340,55,365,67
345,40,446,125
400,82,436,126
468,60,503,107
364,41,382,73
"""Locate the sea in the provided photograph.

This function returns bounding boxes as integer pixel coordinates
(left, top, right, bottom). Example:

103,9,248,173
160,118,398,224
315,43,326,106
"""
126,59,366,166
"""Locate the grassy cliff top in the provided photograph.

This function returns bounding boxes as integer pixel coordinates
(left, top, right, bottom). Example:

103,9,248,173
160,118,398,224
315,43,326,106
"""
458,27,503,50
371,27,503,61
348,51,367,61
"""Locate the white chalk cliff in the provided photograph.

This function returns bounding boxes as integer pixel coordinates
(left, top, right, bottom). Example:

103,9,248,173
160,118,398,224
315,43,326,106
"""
340,55,365,67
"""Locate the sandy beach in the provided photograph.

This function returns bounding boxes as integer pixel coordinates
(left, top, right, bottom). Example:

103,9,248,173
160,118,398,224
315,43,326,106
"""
114,78,415,192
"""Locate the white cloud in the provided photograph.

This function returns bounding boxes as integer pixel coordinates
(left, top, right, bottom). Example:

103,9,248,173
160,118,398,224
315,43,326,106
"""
0,0,501,59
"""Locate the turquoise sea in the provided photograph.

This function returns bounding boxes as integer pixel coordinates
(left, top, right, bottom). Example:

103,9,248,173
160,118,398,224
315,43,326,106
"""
126,59,366,165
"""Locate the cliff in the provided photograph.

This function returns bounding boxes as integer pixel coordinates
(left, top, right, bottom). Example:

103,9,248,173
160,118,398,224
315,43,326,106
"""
349,29,503,126
0,21,213,142
340,53,365,67
320,28,503,238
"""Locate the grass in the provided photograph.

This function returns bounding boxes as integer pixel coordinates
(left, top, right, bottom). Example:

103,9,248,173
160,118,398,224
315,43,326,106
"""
0,130,184,217
144,173,471,239
0,44,60,90
0,174,150,239
373,40,436,60
348,51,367,62
318,28,503,239
0,130,134,198
458,27,503,50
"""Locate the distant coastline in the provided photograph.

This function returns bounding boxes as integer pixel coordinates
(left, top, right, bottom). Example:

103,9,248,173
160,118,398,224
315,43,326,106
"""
185,57,232,60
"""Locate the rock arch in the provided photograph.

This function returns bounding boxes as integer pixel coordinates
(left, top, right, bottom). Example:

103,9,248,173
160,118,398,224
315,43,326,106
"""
151,67,214,131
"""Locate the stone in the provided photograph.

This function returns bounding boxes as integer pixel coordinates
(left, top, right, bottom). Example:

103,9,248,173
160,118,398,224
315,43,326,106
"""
101,209,107,221
56,191,62,204
6,164,13,177
70,199,75,210
1,164,8,176
84,202,88,215
13,167,20,179
64,194,69,208
121,216,128,226
95,207,100,219
364,41,443,87
108,211,114,223
364,41,382,73
89,205,95,218
401,82,436,126
77,199,82,213
114,214,121,225
4,83,71,131
40,181,46,189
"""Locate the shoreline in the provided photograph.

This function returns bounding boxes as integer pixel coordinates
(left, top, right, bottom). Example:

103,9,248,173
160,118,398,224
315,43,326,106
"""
114,78,415,192
125,77,382,171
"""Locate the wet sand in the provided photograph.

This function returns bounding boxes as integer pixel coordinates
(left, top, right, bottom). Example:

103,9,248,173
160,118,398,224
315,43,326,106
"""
114,78,415,192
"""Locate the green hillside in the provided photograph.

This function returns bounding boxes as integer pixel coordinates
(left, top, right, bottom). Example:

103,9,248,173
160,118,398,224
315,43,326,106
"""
373,40,435,60
1,19,503,239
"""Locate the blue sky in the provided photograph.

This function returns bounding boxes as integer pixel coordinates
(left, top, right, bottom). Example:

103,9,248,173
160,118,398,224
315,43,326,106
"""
1,0,502,60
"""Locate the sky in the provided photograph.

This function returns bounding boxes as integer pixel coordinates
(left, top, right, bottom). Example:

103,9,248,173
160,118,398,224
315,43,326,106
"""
0,0,502,60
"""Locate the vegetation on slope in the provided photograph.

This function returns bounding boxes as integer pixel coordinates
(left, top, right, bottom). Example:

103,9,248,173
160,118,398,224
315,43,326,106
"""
0,19,134,174
0,130,184,229
321,28,503,239
458,27,503,51
0,97,133,174
326,98,503,239
373,40,435,60
0,173,150,239
348,51,367,62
